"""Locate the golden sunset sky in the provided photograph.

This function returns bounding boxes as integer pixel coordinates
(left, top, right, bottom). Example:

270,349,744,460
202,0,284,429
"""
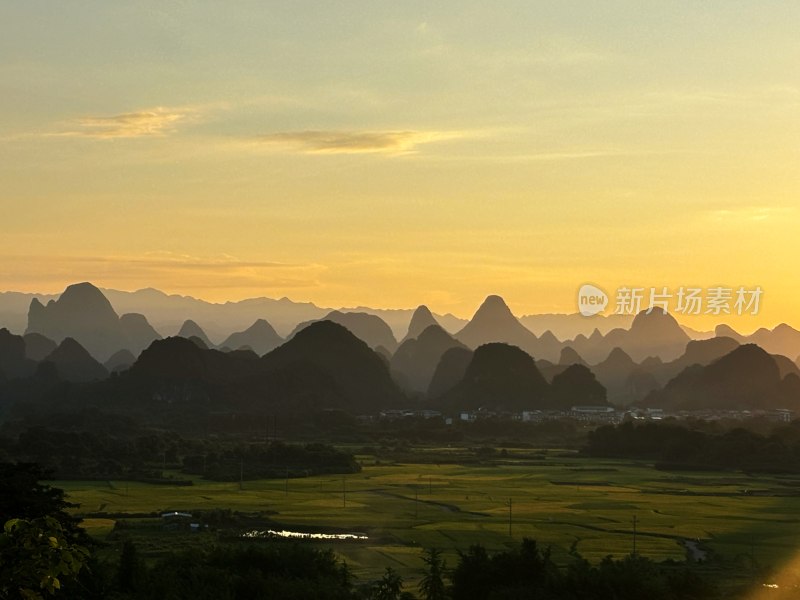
1,2,798,331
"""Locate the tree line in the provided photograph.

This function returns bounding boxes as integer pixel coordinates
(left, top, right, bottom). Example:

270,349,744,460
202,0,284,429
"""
0,429,359,481
584,419,800,473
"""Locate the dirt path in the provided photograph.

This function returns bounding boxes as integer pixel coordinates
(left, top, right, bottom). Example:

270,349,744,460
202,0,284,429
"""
369,489,489,517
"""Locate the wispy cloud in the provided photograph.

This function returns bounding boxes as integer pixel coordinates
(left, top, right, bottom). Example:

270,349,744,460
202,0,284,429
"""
416,148,632,163
251,129,461,155
707,205,795,223
54,107,190,139
0,252,325,296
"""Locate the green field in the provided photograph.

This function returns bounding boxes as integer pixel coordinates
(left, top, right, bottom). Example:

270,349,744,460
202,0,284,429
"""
60,451,800,588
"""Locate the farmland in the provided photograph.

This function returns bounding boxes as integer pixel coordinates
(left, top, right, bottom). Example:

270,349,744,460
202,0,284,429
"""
61,449,800,588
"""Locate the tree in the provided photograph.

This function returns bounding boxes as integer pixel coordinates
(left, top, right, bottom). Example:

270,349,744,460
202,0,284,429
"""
116,540,143,593
0,463,91,599
0,463,81,540
0,516,89,599
370,567,403,600
419,548,447,600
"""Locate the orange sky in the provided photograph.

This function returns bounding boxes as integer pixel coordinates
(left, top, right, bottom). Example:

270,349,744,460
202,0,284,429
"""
1,3,798,332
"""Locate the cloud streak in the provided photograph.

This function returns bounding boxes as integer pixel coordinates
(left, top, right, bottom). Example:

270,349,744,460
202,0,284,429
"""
55,107,189,139
708,205,795,223
0,253,325,296
251,129,460,155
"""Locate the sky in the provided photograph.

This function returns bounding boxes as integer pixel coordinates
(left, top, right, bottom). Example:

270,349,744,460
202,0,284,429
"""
0,1,798,331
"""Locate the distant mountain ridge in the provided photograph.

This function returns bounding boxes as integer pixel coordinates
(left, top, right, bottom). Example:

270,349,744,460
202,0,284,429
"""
401,305,440,343
25,282,161,362
220,319,284,355
0,286,467,340
6,283,800,386
455,295,560,362
290,311,398,352
645,344,798,411
391,324,467,394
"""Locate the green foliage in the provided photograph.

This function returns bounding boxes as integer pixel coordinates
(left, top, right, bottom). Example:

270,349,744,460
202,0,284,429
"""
368,567,404,600
419,548,447,600
0,516,89,599
0,463,79,534
136,544,355,599
585,420,800,473
116,540,143,593
450,539,558,600
448,539,719,600
4,430,359,481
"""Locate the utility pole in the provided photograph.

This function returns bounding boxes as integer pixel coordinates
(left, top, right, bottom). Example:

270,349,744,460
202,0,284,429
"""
507,498,513,537
632,515,637,555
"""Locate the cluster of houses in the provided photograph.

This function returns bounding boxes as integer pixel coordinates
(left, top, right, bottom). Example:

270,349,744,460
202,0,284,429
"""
377,406,795,425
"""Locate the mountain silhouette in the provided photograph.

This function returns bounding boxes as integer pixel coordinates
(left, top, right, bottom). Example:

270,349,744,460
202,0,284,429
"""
536,345,586,383
131,336,252,384
568,310,690,363
714,324,745,343
519,312,634,340
678,337,740,368
25,282,161,361
263,320,403,412
772,354,800,379
0,291,57,334
401,305,439,343
290,311,397,352
652,336,741,383
427,347,473,399
439,343,549,412
534,358,565,383
391,325,467,394
756,324,800,358
23,333,57,361
187,336,210,350
178,320,214,348
455,295,560,361
43,337,108,383
103,287,329,340
0,328,37,379
621,309,690,362
710,323,800,360
549,364,608,408
104,349,136,373
125,326,399,417
4,285,471,341
559,346,587,366
119,313,162,354
647,344,793,410
591,347,642,405
133,336,212,381
220,319,283,355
